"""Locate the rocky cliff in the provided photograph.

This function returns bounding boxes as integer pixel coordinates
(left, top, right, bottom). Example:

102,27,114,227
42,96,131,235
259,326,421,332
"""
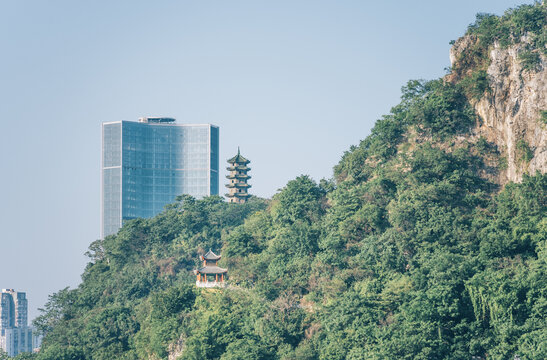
450,35,547,185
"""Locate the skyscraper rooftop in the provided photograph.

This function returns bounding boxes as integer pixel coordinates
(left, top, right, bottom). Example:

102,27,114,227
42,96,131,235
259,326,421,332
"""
138,117,176,124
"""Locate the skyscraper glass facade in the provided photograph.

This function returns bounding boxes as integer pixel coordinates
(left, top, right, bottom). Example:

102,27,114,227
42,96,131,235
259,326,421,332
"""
102,118,219,238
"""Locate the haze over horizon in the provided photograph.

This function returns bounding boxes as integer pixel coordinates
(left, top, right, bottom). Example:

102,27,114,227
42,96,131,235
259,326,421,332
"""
0,0,535,321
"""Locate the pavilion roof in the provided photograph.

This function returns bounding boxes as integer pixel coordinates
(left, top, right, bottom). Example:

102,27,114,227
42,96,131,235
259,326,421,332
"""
202,249,221,261
196,265,228,274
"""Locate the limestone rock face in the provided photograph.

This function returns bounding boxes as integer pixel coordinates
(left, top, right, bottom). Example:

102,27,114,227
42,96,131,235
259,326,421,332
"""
450,36,547,184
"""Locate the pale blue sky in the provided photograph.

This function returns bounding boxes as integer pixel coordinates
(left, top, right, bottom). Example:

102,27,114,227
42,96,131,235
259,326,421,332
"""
0,0,534,320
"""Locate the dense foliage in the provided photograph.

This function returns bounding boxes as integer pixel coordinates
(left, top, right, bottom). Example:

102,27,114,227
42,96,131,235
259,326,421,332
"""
466,2,547,52
14,3,546,360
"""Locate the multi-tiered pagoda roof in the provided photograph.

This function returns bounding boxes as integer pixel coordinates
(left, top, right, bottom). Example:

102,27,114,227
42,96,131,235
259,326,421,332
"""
227,151,250,165
225,148,252,203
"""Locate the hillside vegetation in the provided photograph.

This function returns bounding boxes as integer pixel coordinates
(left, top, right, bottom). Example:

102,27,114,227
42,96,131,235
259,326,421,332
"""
12,3,547,360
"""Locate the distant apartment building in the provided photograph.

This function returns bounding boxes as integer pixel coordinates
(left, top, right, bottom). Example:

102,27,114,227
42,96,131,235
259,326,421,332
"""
102,117,219,237
0,290,34,356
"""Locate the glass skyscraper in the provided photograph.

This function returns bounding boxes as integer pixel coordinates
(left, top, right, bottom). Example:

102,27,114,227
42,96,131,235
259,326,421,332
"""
0,289,34,357
102,117,219,238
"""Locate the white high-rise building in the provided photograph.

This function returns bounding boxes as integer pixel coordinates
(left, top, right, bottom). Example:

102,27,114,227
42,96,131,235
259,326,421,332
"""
0,289,34,356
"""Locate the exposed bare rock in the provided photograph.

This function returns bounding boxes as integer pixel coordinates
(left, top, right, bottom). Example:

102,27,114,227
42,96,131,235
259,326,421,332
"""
450,36,547,185
168,335,185,360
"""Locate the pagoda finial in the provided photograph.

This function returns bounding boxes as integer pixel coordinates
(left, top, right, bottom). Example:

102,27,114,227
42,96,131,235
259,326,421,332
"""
237,146,240,155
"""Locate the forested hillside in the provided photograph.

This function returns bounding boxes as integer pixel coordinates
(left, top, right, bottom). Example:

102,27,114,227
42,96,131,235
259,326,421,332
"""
10,3,547,360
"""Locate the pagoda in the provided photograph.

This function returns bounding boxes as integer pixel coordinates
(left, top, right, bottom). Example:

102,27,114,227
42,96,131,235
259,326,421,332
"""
225,148,251,203
194,250,227,288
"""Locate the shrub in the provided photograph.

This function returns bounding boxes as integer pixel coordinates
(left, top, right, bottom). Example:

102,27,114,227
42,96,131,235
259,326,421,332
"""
540,110,547,124
460,70,490,100
518,50,541,71
516,139,534,164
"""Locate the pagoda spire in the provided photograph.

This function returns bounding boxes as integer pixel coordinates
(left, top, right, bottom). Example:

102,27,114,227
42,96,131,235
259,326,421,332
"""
225,148,251,203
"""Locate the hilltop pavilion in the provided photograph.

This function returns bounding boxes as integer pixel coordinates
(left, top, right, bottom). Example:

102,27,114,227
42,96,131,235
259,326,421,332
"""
194,250,227,288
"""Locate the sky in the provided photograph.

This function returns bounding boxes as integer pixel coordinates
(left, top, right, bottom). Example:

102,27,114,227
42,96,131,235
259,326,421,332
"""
0,0,536,321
